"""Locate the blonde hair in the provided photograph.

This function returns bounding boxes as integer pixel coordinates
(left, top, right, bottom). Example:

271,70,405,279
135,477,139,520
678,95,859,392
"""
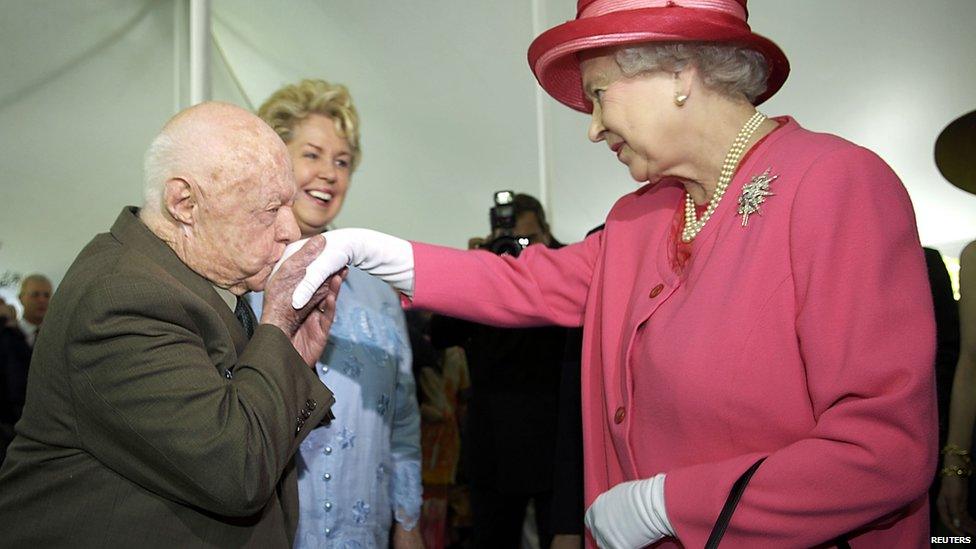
257,79,362,171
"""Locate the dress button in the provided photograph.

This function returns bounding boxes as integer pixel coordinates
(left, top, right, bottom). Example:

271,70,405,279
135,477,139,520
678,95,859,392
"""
324,501,332,511
323,473,332,481
324,446,333,455
614,407,626,424
649,284,664,298
321,366,329,374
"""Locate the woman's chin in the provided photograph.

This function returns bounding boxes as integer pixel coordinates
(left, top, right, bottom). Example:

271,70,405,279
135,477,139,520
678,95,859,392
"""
627,166,651,184
298,216,333,238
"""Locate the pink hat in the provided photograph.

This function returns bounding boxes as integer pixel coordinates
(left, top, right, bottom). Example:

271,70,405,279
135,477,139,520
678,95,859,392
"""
528,0,790,113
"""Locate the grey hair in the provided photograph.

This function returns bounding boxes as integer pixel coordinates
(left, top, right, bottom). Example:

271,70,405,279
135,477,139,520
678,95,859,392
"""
614,43,769,103
141,121,208,216
142,131,176,214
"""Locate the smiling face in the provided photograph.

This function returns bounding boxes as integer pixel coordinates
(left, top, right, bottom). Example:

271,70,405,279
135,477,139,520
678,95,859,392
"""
579,48,690,185
286,114,353,237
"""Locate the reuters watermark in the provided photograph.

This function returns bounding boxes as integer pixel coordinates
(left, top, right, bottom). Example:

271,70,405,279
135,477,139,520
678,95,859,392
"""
931,536,973,545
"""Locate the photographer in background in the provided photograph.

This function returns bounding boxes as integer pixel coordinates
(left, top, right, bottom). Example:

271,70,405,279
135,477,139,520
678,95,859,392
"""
432,193,580,549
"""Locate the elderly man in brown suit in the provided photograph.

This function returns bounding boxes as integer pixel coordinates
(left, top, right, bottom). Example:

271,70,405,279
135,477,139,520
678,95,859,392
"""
0,102,346,547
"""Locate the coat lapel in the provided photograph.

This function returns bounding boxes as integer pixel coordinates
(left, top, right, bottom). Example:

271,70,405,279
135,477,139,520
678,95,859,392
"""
109,207,249,354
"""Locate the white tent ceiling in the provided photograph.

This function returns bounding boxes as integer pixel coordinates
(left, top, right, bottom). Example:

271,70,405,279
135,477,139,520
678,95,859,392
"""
2,0,975,293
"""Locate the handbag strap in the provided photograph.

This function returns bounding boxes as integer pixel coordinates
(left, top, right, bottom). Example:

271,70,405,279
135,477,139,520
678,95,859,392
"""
703,457,851,548
704,457,766,549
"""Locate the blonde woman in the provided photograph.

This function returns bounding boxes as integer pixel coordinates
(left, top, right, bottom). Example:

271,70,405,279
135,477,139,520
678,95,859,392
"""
251,80,423,548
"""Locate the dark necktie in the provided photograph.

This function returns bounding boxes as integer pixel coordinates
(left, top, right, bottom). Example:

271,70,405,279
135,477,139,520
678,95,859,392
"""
234,297,256,340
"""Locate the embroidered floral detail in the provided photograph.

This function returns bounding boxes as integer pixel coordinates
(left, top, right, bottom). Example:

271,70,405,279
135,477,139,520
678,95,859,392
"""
352,500,371,524
376,393,390,416
337,427,355,449
376,463,388,481
341,354,363,378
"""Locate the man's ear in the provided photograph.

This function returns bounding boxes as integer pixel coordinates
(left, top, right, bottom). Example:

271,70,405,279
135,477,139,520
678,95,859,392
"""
163,177,195,227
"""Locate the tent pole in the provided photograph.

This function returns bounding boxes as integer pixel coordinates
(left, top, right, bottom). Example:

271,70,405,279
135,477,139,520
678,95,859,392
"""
531,0,552,226
189,0,211,105
173,0,186,113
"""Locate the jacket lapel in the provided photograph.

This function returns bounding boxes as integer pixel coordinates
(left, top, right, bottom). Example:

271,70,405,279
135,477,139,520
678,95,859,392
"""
110,207,249,354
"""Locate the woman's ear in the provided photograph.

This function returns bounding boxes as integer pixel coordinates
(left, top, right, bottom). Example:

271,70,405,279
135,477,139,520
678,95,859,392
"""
673,68,696,107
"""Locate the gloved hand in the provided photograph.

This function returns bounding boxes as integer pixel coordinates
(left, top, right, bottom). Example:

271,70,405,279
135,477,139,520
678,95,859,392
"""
584,473,674,549
282,228,414,309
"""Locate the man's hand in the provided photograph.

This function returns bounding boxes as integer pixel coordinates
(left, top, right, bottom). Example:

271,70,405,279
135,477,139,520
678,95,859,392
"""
467,235,489,250
392,522,425,549
261,236,345,366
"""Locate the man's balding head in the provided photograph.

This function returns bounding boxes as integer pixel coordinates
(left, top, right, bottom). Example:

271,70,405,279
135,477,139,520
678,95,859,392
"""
140,102,301,294
143,102,289,211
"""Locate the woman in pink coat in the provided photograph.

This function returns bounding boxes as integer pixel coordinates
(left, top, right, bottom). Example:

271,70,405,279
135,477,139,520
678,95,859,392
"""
292,0,937,546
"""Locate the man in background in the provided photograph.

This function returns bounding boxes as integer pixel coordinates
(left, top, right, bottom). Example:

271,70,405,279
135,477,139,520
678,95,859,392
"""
16,273,51,348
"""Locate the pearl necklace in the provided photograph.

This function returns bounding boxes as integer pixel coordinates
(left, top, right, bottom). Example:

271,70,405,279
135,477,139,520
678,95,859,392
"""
681,110,767,242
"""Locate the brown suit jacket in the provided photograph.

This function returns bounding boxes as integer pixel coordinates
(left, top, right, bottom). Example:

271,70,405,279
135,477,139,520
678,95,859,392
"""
0,207,334,547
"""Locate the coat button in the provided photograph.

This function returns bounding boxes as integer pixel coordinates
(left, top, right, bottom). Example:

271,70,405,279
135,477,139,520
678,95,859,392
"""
649,284,664,298
309,399,317,411
224,369,234,380
614,407,626,424
300,409,311,419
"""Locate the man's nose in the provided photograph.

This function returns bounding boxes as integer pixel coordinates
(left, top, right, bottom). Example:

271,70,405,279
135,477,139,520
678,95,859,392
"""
278,208,301,242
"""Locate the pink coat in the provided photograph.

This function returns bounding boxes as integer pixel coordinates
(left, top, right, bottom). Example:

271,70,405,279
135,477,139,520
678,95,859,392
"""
410,118,936,547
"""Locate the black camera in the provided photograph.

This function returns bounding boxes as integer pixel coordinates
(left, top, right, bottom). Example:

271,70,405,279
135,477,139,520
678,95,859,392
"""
482,190,530,257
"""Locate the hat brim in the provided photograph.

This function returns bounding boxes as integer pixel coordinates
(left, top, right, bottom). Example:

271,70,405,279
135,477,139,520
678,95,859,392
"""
935,110,976,194
528,6,790,113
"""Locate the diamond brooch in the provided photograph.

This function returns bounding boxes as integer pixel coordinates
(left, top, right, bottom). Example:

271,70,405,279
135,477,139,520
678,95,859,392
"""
737,168,778,227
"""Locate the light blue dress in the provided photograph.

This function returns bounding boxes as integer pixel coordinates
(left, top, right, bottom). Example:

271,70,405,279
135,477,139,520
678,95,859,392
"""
249,266,422,548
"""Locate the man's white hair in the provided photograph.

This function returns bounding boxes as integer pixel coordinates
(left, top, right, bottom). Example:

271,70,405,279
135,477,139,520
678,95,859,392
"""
142,130,177,214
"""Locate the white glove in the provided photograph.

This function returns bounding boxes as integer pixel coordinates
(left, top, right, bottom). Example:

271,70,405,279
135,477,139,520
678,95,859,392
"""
584,473,674,549
283,228,415,309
